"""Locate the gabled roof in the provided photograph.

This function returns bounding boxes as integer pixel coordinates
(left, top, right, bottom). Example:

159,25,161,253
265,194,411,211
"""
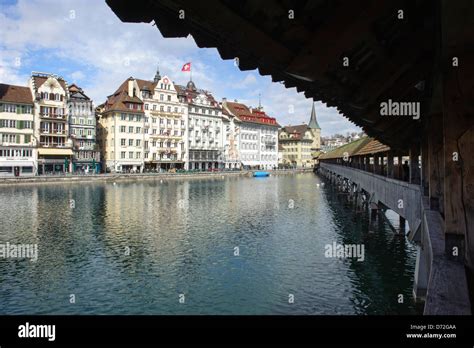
103,78,143,113
31,74,68,92
225,101,279,127
319,136,390,160
68,84,90,100
135,78,157,92
0,83,34,104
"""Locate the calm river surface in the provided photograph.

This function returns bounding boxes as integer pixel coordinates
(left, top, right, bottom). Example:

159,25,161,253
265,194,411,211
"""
0,173,419,314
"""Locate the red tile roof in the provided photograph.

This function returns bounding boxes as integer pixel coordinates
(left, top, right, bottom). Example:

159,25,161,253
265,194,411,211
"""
0,83,34,104
225,101,279,127
104,78,143,113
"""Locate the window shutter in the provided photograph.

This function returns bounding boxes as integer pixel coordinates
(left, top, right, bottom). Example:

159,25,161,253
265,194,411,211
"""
16,135,20,144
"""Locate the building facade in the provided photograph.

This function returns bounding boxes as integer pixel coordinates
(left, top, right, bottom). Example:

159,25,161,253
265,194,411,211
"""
68,84,100,173
137,69,187,171
0,83,36,176
221,99,241,170
96,78,145,173
176,81,224,170
279,103,321,168
224,101,279,170
29,72,73,175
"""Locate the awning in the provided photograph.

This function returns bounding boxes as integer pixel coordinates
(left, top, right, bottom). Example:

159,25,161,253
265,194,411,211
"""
38,148,73,156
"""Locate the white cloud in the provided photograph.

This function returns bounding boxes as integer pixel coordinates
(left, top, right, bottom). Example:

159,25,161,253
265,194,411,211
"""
0,0,361,136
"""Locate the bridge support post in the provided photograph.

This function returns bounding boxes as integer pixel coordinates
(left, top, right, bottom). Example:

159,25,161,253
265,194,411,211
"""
387,151,394,179
399,215,406,234
409,143,421,185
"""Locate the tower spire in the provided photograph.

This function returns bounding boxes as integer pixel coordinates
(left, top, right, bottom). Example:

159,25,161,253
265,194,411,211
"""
308,102,321,129
153,64,161,83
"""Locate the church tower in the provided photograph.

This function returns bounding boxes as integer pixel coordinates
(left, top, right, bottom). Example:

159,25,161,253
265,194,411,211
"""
308,103,321,150
153,65,161,83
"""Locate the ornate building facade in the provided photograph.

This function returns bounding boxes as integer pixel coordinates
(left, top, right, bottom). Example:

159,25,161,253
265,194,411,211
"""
29,72,73,174
138,69,187,171
223,101,279,170
176,81,224,170
279,103,321,168
68,84,100,173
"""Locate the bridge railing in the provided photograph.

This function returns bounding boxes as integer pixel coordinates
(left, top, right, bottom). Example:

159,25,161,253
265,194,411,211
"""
319,161,471,314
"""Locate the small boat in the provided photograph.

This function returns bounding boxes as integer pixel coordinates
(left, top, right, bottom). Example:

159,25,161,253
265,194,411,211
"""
253,171,270,177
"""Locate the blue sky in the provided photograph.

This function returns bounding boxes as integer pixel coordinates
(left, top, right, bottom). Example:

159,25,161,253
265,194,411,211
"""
0,0,361,136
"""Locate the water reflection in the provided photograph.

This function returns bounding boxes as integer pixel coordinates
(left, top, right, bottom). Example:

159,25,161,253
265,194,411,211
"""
0,174,418,314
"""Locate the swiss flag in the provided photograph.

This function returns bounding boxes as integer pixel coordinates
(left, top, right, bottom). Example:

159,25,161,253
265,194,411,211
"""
181,62,191,72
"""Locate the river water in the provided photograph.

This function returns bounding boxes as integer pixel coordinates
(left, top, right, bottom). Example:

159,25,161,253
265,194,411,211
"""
0,173,420,314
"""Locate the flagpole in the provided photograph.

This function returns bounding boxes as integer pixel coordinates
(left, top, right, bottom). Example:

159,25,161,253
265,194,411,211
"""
190,61,192,82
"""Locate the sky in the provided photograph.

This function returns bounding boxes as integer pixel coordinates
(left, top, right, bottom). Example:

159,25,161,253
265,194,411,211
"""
0,0,361,137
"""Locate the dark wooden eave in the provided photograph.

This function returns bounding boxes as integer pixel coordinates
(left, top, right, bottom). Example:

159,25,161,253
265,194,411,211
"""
106,0,443,150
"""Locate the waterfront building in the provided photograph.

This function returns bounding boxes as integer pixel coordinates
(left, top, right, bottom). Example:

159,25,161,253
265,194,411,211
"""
221,99,241,170
223,100,279,170
137,68,187,171
279,103,321,168
176,81,224,170
96,78,145,173
0,83,36,176
68,84,100,173
29,72,73,174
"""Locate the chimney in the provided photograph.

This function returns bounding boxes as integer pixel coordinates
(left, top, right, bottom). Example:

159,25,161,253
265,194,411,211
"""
128,79,134,97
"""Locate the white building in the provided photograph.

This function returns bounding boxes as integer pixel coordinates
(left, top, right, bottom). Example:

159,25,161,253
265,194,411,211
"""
96,78,146,173
176,81,224,170
223,101,279,170
29,72,73,175
0,83,36,176
136,69,187,171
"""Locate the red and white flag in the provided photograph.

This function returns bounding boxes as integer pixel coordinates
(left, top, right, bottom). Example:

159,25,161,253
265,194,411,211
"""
181,62,191,72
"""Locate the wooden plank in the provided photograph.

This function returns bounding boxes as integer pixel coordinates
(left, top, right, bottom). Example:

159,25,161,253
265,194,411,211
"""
428,113,444,213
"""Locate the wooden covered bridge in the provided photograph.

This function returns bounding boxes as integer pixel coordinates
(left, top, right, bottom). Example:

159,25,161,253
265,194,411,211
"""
106,0,474,314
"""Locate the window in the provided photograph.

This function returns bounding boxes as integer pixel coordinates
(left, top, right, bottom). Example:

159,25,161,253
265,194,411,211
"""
136,152,141,159
121,139,126,146
160,106,164,112
152,117,156,124
145,104,149,110
153,104,157,111
167,95,171,101
160,94,164,101
136,127,141,133
129,139,133,146
121,114,126,120
120,126,126,132
121,152,126,159
129,152,133,159
128,126,133,133
136,139,141,146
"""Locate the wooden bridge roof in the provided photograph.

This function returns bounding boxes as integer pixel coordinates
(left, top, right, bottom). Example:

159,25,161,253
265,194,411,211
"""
106,0,446,150
319,137,390,160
